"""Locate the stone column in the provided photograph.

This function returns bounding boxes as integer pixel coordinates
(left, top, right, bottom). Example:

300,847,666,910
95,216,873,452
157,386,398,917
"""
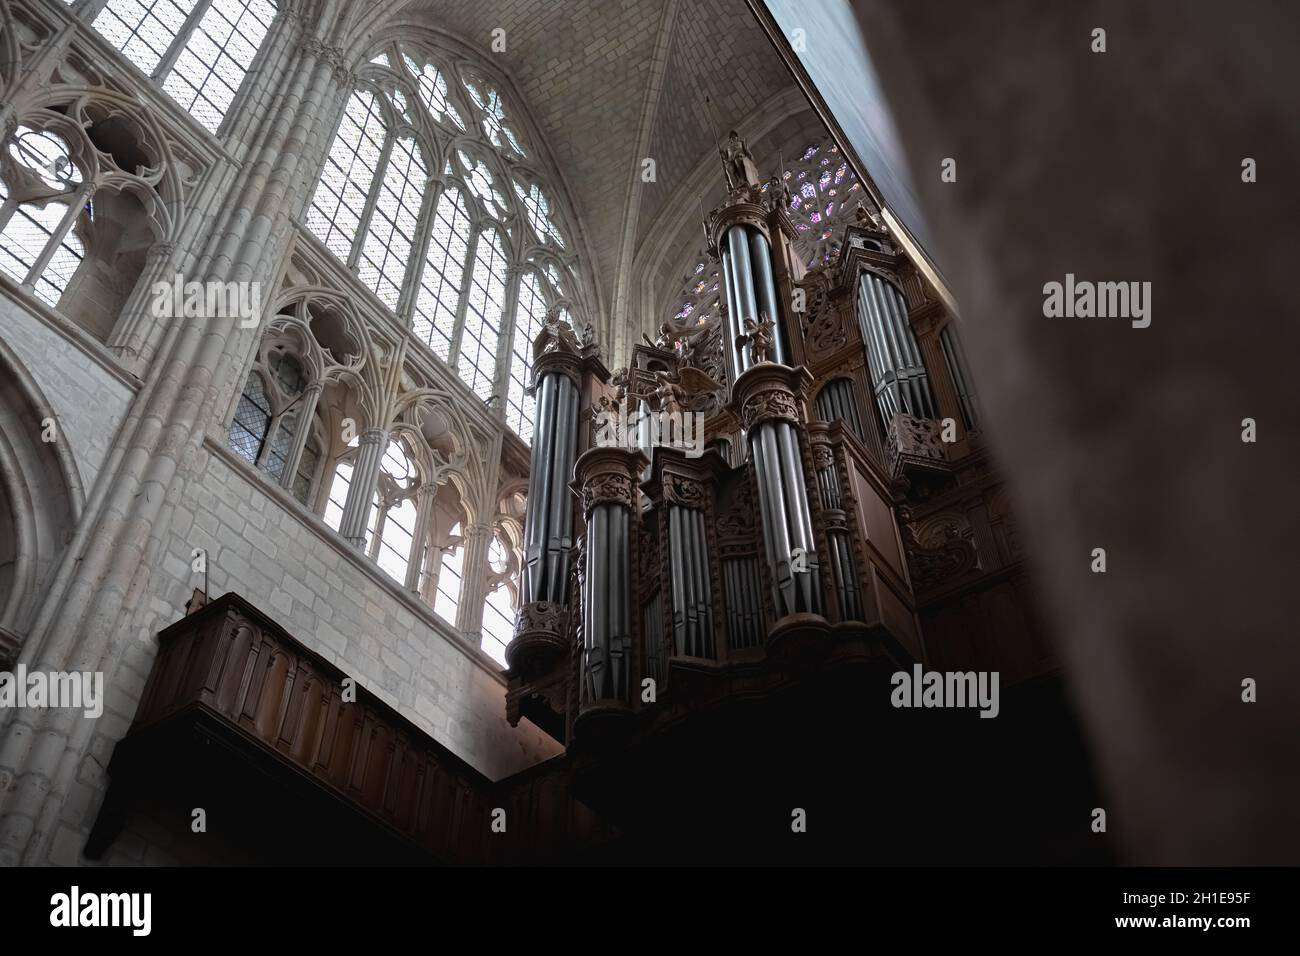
454,523,494,640
404,482,438,593
278,382,323,493
338,427,386,550
0,19,353,866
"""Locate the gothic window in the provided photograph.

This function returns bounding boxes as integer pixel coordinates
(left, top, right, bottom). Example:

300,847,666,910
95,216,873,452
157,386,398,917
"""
323,456,354,535
227,352,321,498
263,409,298,480
292,435,321,506
776,142,860,268
402,54,465,131
412,185,471,361
433,522,464,623
458,225,507,401
227,372,271,464
463,76,527,157
357,135,427,310
670,256,722,330
0,127,89,309
306,41,587,444
369,440,419,584
91,0,277,134
306,89,386,262
506,269,550,442
514,180,565,249
480,533,517,664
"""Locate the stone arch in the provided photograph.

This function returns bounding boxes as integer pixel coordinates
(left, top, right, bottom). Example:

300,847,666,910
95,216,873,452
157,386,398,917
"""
0,338,82,661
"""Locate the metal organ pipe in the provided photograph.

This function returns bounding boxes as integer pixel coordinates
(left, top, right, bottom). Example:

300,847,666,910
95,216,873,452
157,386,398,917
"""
857,272,937,424
690,508,712,657
748,418,821,618
719,245,738,384
726,226,754,373
574,449,641,708
610,504,629,694
748,227,788,364
667,500,715,659
522,371,579,606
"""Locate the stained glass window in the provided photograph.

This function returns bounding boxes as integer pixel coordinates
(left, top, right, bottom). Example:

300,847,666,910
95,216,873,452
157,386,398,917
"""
665,138,861,327
93,0,275,133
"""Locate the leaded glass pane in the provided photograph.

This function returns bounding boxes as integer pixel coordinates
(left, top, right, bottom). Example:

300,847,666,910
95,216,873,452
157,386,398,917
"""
457,227,506,400
412,186,470,361
227,373,271,464
161,0,276,132
358,136,426,310
93,0,200,78
506,270,546,442
307,89,386,262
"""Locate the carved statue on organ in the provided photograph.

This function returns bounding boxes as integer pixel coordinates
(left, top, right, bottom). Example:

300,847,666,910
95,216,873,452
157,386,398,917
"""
720,129,760,190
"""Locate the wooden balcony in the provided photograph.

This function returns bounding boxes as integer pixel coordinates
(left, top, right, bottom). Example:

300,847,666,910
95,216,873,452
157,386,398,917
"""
86,591,605,864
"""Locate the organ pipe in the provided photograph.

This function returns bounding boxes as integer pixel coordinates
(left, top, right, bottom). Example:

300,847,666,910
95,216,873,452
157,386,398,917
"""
857,272,936,425
523,370,578,605
573,448,643,709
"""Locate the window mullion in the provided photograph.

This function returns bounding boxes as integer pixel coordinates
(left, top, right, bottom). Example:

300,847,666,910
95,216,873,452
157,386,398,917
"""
151,0,215,82
446,222,482,366
493,262,523,415
369,499,388,561
254,408,282,470
21,183,91,291
348,127,397,272
397,175,442,322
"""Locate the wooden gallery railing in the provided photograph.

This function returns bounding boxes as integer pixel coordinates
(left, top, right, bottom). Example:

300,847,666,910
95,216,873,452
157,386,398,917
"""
87,592,605,863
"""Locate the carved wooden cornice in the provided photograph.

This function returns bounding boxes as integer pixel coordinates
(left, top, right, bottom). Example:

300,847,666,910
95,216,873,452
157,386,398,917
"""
507,600,570,675
708,199,772,249
640,447,730,510
571,446,646,517
728,362,813,431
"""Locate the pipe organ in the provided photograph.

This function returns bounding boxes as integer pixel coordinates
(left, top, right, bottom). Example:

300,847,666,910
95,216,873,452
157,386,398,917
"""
506,141,1051,753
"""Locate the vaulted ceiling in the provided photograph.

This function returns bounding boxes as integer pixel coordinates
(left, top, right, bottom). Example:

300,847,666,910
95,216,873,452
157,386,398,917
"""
391,0,832,357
